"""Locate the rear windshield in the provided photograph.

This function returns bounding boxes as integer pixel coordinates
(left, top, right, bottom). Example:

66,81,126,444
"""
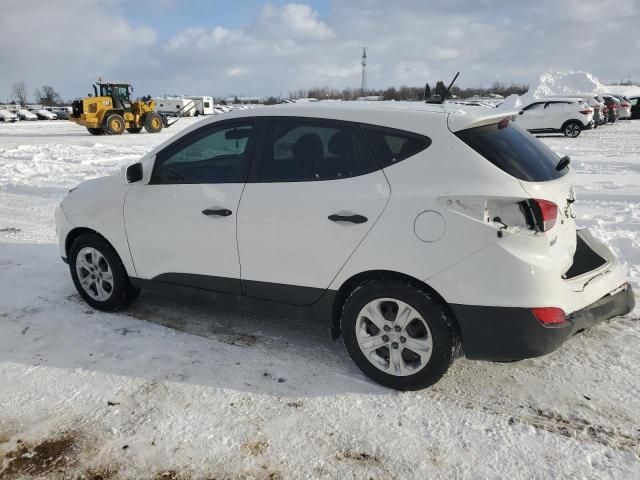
455,121,567,182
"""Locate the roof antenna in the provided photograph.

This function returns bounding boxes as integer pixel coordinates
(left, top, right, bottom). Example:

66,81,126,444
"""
426,72,460,104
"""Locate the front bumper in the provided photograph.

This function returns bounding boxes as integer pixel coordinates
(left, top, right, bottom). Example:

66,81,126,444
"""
452,283,634,361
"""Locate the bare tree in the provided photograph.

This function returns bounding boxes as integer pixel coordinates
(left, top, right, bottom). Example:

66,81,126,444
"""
34,85,63,106
11,80,28,106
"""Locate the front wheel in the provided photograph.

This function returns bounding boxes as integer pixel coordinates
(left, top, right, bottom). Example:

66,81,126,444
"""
340,279,457,390
104,113,125,135
143,112,163,133
563,121,581,137
69,233,139,311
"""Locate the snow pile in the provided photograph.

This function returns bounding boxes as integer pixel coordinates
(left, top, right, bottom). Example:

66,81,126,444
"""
529,71,605,98
605,84,640,97
499,71,605,110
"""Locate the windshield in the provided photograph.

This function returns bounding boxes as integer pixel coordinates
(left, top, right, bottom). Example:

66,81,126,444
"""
455,121,568,182
99,84,130,99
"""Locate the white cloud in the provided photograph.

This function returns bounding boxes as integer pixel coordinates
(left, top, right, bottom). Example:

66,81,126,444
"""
259,3,335,40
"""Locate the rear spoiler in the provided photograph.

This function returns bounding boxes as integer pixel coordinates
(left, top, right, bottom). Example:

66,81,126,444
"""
447,110,520,133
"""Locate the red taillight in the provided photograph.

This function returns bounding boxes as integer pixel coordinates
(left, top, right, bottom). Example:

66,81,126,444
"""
579,108,592,114
532,199,558,231
620,103,629,108
532,307,567,325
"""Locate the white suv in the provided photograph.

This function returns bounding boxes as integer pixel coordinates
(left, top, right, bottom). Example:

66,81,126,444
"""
514,97,594,137
55,103,634,390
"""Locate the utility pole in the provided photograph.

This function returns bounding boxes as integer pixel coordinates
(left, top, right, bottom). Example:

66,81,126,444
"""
361,46,368,97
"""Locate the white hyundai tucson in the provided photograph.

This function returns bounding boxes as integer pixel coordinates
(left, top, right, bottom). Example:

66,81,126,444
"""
55,103,634,390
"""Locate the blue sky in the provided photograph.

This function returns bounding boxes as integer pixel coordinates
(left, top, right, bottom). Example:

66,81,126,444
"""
1,0,638,101
114,0,330,40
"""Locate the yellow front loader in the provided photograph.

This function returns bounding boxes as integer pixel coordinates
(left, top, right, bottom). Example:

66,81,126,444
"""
70,82,165,135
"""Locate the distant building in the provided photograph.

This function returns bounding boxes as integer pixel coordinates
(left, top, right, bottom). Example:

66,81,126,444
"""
356,95,384,101
225,96,266,104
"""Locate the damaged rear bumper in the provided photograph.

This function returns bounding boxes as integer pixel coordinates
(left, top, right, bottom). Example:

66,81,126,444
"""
451,228,635,361
452,283,634,361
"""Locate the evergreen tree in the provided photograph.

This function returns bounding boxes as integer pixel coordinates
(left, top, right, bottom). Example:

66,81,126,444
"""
434,81,446,98
424,83,431,99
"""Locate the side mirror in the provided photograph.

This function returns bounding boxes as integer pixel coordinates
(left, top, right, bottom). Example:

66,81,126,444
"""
126,163,143,183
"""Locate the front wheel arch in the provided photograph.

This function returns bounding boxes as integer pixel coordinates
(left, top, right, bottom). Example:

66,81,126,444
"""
330,270,461,344
65,227,133,276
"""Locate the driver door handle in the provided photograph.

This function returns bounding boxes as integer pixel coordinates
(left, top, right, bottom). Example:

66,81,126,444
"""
202,208,232,217
328,213,368,224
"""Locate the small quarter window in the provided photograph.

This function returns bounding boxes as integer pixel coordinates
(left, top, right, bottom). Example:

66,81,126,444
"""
361,126,431,167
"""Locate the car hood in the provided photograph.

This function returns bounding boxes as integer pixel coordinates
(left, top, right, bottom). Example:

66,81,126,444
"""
62,174,125,218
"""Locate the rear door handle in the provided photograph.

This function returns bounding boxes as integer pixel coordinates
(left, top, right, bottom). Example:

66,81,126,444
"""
202,207,232,217
328,213,368,224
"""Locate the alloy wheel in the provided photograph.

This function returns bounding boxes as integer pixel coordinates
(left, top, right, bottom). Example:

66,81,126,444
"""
566,123,580,137
75,246,114,301
355,298,433,376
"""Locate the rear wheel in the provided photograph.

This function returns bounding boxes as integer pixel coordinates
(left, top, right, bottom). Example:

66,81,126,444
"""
69,233,139,311
104,113,125,135
562,121,581,138
340,279,457,390
87,128,104,135
126,127,142,134
143,112,163,133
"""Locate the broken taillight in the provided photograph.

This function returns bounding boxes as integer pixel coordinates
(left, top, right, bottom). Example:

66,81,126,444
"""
532,307,567,325
522,199,558,232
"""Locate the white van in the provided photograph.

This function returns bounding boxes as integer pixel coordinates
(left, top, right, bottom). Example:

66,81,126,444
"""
186,96,214,116
152,97,196,117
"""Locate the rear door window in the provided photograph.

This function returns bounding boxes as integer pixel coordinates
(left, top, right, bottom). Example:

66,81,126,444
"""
258,119,379,182
361,126,431,167
455,121,567,182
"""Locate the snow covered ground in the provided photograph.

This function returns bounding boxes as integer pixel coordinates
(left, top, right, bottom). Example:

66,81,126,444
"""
0,118,638,479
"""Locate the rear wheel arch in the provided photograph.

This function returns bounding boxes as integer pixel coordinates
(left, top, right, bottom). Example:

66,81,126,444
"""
330,270,461,342
561,120,582,137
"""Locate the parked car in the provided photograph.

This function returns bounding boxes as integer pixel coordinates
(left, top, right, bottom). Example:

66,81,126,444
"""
17,108,38,121
629,96,640,119
54,104,634,390
32,109,57,120
54,109,70,120
594,95,608,124
0,109,18,122
582,95,605,127
513,97,594,137
609,95,632,119
602,96,621,123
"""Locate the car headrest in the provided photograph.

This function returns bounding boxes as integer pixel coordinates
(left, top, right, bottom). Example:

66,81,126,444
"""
292,133,324,160
328,130,352,156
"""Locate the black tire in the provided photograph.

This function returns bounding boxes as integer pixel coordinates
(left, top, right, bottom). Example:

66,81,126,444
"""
103,113,125,135
69,233,139,311
126,127,142,134
340,278,457,390
562,120,581,138
87,127,104,135
143,112,163,133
